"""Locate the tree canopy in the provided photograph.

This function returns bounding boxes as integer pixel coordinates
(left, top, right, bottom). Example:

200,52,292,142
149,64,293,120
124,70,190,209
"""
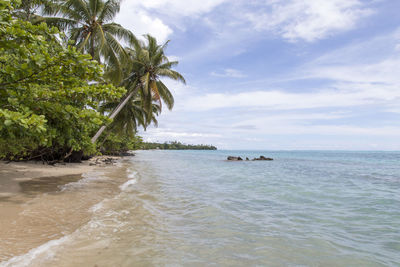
1,0,214,161
44,0,137,83
0,1,125,160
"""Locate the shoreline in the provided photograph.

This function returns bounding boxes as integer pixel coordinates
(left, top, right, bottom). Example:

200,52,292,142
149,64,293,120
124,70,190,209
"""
0,155,129,263
0,155,122,183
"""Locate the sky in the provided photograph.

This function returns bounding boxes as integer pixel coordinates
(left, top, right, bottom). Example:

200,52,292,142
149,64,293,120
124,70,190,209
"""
115,0,400,150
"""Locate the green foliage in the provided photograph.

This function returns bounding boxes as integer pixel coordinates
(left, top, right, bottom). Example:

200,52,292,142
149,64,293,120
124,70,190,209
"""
141,141,217,150
1,1,185,161
100,132,142,155
99,97,160,137
91,35,185,143
43,0,137,84
123,35,186,117
0,5,125,160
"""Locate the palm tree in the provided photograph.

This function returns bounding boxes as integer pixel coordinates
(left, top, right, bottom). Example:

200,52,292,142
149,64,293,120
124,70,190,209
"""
100,96,160,138
91,35,186,143
12,0,56,22
98,97,160,150
44,0,136,82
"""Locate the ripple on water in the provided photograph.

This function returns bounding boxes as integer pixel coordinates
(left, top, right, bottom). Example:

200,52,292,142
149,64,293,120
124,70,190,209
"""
2,151,400,266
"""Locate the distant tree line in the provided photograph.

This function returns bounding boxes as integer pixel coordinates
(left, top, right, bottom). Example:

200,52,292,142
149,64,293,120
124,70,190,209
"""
141,141,217,150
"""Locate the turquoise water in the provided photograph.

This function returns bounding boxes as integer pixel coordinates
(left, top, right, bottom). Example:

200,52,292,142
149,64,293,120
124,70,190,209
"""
4,150,399,266
129,150,400,266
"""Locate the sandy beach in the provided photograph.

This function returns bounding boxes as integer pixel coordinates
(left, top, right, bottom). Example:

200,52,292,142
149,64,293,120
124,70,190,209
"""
0,157,126,263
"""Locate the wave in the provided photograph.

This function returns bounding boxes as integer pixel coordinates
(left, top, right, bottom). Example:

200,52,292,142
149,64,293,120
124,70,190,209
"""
119,170,137,192
0,235,70,267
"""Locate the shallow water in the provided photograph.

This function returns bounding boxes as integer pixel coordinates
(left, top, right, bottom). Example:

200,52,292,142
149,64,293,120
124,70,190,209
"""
2,150,400,266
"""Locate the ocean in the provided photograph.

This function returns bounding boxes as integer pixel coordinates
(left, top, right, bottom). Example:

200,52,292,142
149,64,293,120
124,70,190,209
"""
2,150,400,266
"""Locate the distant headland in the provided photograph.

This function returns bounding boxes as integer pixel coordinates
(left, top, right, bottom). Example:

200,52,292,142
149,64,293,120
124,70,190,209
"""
141,141,217,150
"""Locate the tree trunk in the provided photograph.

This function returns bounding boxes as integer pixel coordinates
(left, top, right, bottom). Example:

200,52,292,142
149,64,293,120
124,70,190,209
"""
91,88,138,143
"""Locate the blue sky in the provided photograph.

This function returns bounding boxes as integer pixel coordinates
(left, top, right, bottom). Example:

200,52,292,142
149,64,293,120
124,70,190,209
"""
116,0,400,150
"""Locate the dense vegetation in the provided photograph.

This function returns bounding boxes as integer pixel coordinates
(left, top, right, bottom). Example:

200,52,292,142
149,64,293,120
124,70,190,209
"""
0,0,186,161
141,141,217,150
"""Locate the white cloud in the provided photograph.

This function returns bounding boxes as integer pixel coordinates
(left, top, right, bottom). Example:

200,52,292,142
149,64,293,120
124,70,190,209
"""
115,0,374,59
292,31,400,106
137,0,227,16
211,68,246,78
308,58,400,85
244,0,372,42
139,128,222,144
144,129,221,138
116,10,172,43
178,83,399,111
116,0,228,41
230,115,400,136
299,30,400,85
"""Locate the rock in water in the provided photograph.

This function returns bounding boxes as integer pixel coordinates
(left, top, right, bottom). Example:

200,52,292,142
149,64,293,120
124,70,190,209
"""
253,155,273,161
227,156,243,161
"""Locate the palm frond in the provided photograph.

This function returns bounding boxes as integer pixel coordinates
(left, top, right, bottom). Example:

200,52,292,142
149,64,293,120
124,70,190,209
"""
61,0,91,21
157,69,186,84
103,23,138,46
44,16,79,31
98,0,120,23
150,80,162,109
156,80,174,110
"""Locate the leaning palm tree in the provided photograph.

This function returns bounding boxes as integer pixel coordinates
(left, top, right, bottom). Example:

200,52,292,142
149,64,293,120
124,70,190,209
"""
44,0,136,83
97,97,160,148
100,96,160,138
91,35,186,143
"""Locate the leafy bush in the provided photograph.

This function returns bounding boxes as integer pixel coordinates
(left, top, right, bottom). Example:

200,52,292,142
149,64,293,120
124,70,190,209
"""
100,133,143,155
0,2,126,160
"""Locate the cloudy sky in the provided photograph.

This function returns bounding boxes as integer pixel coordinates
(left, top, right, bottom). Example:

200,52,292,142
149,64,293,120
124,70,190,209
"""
116,0,400,150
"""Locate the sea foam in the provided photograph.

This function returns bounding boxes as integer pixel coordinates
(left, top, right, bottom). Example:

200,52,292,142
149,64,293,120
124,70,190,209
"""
0,235,70,267
119,171,137,192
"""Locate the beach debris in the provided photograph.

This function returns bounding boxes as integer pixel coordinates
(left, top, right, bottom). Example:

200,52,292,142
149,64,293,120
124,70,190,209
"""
227,156,243,161
252,156,273,161
88,156,119,167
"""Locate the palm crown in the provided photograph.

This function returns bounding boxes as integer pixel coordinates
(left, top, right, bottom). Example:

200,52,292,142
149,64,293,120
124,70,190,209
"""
123,35,186,116
45,0,136,82
91,35,186,143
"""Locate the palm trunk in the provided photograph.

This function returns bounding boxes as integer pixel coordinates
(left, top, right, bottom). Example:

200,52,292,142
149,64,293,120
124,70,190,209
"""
91,88,138,143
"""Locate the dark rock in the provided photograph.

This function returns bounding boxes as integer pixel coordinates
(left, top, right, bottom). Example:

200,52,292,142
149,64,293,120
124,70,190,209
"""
246,157,249,161
252,155,273,161
227,156,243,161
103,157,116,164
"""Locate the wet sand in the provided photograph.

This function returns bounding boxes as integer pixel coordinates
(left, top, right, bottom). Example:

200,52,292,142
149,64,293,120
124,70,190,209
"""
0,158,127,263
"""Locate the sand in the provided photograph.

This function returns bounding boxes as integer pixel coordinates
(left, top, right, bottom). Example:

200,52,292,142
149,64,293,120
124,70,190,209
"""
0,156,125,262
0,156,120,181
